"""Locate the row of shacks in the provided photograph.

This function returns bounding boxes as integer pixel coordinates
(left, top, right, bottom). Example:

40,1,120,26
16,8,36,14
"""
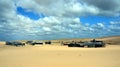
6,40,51,46
62,39,105,48
5,39,106,48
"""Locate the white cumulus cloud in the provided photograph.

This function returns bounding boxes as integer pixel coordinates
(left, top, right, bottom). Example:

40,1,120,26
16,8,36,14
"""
0,0,120,40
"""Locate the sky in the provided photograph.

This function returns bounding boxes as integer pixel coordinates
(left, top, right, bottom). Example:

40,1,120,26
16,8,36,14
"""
0,0,120,41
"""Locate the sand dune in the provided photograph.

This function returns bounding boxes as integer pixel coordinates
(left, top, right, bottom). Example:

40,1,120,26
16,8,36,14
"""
0,44,120,67
51,36,120,45
0,36,120,67
98,36,120,45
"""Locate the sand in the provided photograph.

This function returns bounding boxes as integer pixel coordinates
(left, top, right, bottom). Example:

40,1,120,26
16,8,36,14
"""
0,43,120,67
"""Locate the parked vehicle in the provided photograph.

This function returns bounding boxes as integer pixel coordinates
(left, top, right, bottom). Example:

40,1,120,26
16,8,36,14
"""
26,41,43,45
45,41,51,44
83,41,105,47
26,41,33,44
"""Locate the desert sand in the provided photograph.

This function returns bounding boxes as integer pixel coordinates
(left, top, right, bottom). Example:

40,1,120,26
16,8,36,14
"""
0,42,120,67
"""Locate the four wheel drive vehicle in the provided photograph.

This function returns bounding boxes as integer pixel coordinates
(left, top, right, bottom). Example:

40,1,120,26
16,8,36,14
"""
68,42,84,47
45,41,51,44
31,42,43,45
26,41,33,44
68,43,78,47
26,41,43,45
83,41,105,47
6,41,25,46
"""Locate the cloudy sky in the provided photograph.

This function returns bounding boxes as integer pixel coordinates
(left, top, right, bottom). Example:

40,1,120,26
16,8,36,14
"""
0,0,120,41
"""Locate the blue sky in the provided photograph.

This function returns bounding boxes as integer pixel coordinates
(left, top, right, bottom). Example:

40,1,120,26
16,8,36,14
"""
17,7,41,20
0,0,120,41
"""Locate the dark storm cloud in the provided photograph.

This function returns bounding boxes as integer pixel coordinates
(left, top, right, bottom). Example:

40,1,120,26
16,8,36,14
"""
82,0,120,10
80,0,120,16
0,0,16,19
